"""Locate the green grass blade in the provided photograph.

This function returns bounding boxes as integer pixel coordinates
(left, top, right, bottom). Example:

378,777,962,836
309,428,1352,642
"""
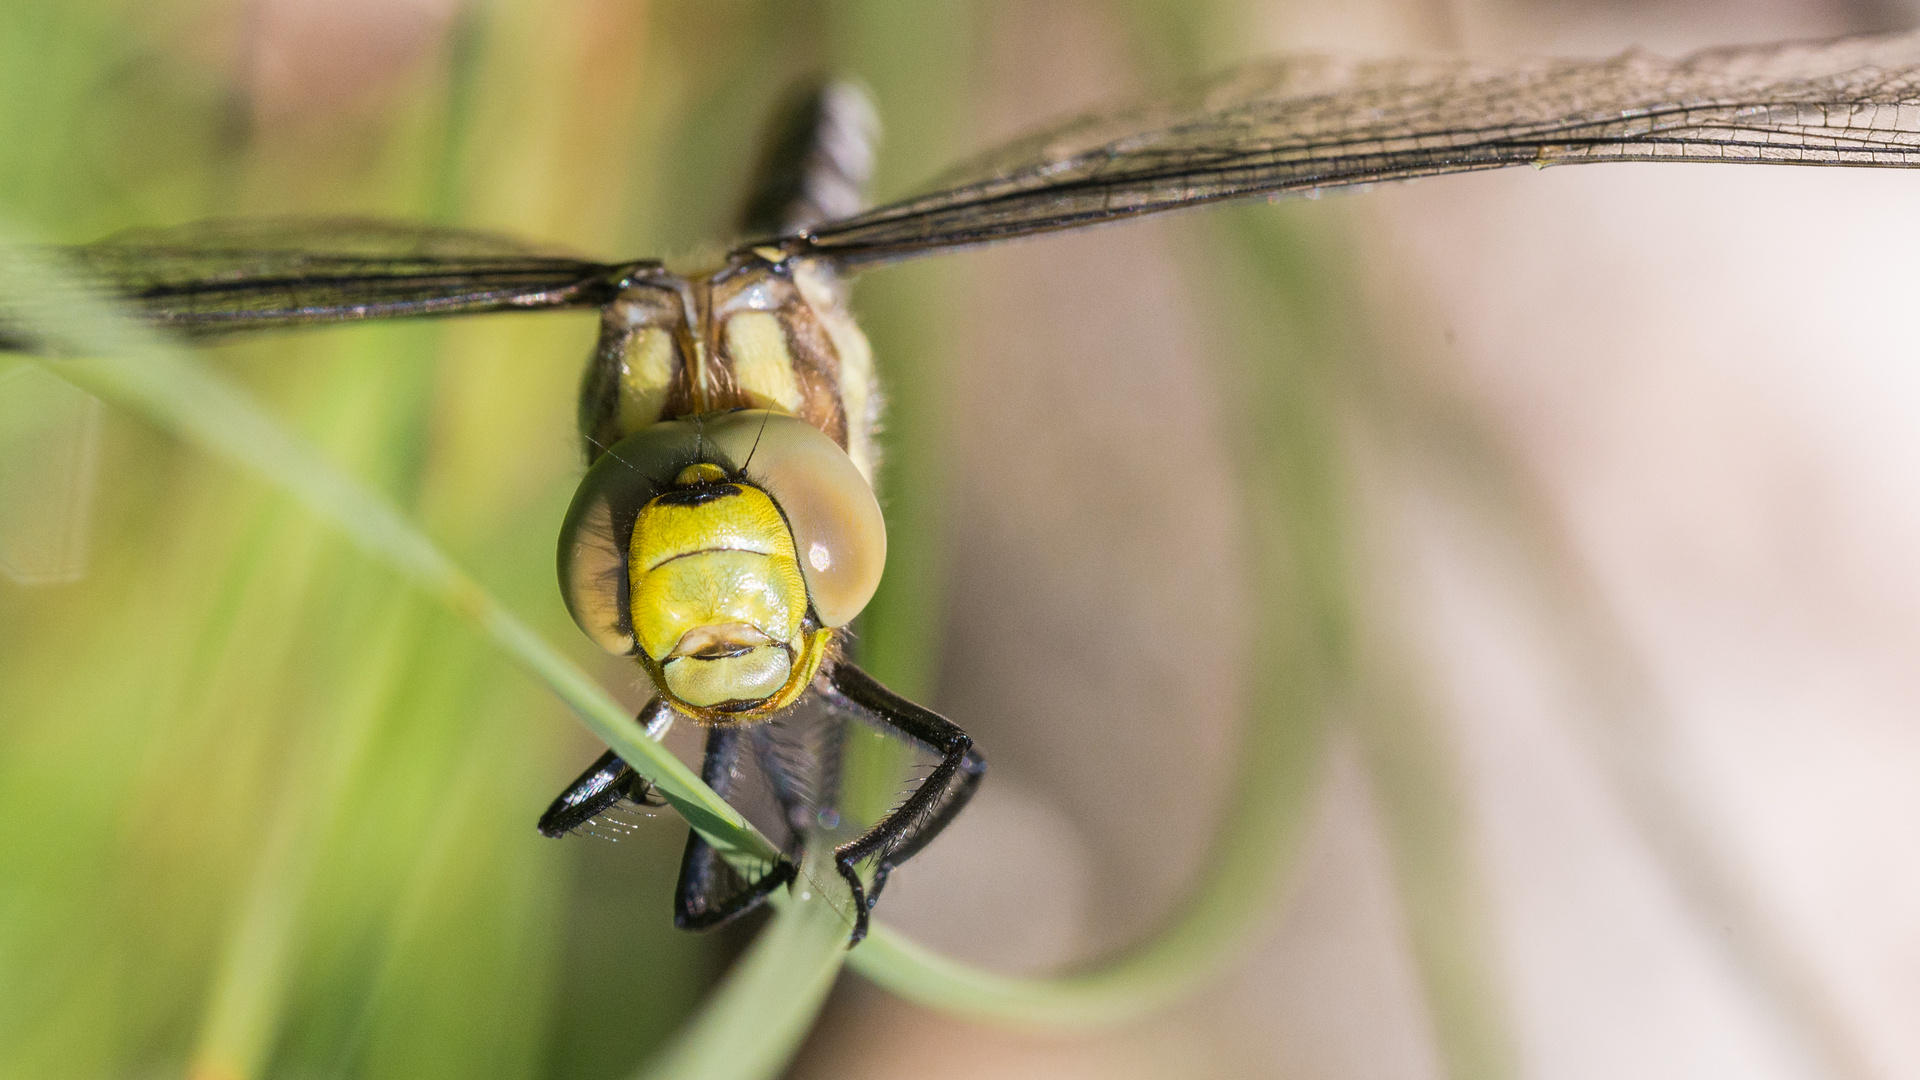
631,880,851,1080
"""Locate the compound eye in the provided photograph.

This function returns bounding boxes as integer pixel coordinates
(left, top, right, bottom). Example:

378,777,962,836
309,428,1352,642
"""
701,411,886,629
556,418,716,655
556,491,633,655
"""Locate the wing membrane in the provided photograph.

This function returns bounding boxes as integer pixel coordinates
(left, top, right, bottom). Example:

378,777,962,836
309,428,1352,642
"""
787,30,1920,265
20,218,650,339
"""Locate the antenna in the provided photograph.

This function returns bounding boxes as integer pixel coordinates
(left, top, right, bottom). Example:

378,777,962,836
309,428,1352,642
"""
584,433,647,480
741,409,775,475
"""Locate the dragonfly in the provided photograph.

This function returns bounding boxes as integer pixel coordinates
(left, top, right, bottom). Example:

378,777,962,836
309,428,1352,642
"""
11,27,1920,946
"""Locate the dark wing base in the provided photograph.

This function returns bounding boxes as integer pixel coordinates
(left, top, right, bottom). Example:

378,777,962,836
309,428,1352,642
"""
12,217,657,344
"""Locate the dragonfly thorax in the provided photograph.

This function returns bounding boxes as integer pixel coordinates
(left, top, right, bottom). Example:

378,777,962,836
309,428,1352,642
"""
576,251,879,482
564,252,883,720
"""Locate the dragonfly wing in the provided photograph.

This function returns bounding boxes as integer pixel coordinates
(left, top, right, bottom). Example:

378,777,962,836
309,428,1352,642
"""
786,29,1920,266
15,217,652,340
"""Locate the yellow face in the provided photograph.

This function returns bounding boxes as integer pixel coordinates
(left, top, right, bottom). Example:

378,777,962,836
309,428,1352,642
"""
627,463,832,722
556,410,886,725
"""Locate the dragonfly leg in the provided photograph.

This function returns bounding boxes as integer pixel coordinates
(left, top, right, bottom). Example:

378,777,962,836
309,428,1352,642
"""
825,662,986,946
674,726,798,930
537,748,651,838
537,699,676,837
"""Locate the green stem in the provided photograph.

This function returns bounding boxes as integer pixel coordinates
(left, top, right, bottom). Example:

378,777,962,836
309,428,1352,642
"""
631,877,851,1080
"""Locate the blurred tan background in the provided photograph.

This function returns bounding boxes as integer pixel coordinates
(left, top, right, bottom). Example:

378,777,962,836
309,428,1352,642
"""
4,1,1920,1079
807,2,1920,1079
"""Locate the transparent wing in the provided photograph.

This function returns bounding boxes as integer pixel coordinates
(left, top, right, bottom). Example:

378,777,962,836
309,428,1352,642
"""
7,217,650,341
784,29,1920,266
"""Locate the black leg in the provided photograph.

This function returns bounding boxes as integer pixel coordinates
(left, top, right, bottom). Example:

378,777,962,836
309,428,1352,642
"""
824,662,986,946
537,749,652,838
674,726,798,930
537,699,676,838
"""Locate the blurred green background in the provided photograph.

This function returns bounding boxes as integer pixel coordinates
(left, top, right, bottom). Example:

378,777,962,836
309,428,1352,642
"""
0,2,975,1077
6,1,1916,1079
0,2,1272,1078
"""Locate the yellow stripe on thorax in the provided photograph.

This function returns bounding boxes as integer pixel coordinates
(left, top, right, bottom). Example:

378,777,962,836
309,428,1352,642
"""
726,311,805,414
617,326,677,431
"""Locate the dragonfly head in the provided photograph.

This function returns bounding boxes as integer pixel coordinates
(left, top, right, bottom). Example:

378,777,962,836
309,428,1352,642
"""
557,410,885,724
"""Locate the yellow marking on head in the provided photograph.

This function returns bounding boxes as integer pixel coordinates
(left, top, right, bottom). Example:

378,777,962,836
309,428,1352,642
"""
618,327,676,431
772,626,834,710
646,624,834,725
627,483,816,715
629,548,806,661
631,484,790,572
726,311,804,414
624,477,839,719
675,625,834,724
